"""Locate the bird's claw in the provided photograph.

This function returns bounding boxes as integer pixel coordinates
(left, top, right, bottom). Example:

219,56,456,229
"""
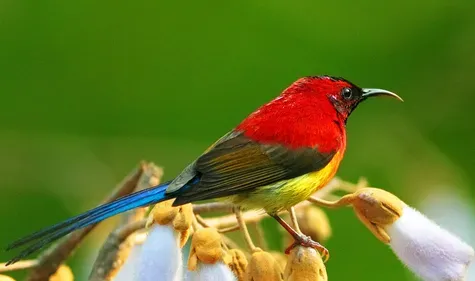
284,235,330,262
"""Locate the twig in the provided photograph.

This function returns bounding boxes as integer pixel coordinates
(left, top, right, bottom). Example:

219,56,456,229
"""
251,222,268,250
288,207,301,233
195,215,211,228
88,220,147,281
307,195,354,209
234,207,257,252
89,163,163,281
123,163,163,223
191,213,200,231
206,210,269,229
307,177,367,208
221,235,241,251
312,177,361,199
191,214,200,231
218,224,240,233
323,194,342,202
193,202,234,214
0,260,38,273
115,220,148,241
26,163,146,281
197,214,247,234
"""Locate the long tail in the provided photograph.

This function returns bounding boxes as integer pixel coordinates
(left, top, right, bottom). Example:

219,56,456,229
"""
6,181,174,265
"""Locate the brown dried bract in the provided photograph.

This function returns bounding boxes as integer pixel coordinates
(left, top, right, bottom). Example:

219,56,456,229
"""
284,246,327,281
351,188,403,224
188,228,224,271
350,188,404,243
147,199,194,247
224,249,248,281
245,249,284,281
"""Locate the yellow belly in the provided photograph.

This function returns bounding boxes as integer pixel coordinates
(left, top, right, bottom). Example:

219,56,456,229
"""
225,150,343,214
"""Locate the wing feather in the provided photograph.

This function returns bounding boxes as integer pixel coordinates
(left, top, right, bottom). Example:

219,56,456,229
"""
172,131,336,205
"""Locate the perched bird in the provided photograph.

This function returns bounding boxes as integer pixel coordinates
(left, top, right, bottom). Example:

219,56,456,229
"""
6,75,402,265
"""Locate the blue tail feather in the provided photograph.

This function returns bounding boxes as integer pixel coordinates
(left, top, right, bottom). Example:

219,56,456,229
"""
6,181,173,265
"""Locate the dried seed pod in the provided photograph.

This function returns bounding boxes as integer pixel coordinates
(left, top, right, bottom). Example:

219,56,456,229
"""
188,228,223,271
49,264,74,281
284,246,327,281
225,249,248,281
296,205,331,243
147,199,178,226
186,228,236,280
350,188,404,243
146,199,194,247
245,249,284,281
172,203,194,247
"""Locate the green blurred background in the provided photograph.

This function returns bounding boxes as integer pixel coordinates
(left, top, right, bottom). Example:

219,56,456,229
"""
1,0,474,280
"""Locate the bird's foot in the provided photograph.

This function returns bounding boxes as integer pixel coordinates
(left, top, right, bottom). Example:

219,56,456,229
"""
285,234,329,262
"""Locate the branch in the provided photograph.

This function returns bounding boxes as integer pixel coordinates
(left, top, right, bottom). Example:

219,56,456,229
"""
88,220,147,281
26,163,147,281
288,207,301,233
88,163,163,281
205,209,268,229
251,221,268,250
3,173,364,280
193,202,234,214
234,207,257,252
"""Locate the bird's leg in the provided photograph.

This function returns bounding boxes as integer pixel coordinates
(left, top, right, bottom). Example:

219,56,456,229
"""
271,213,329,262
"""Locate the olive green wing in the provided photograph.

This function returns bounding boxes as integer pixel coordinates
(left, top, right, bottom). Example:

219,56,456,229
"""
172,131,336,205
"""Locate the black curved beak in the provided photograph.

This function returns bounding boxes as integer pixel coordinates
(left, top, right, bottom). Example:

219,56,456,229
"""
362,88,403,102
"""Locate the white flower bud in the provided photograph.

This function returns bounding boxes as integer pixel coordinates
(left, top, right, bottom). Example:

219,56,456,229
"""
386,205,474,281
185,228,237,281
135,225,183,281
112,243,143,281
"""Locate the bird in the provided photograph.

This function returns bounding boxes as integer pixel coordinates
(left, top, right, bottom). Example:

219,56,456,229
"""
5,75,402,265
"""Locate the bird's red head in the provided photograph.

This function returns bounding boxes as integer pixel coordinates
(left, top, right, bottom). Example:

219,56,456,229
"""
281,76,403,122
237,75,402,151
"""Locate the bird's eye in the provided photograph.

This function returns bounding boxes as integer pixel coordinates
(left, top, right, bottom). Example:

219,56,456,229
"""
341,87,353,100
